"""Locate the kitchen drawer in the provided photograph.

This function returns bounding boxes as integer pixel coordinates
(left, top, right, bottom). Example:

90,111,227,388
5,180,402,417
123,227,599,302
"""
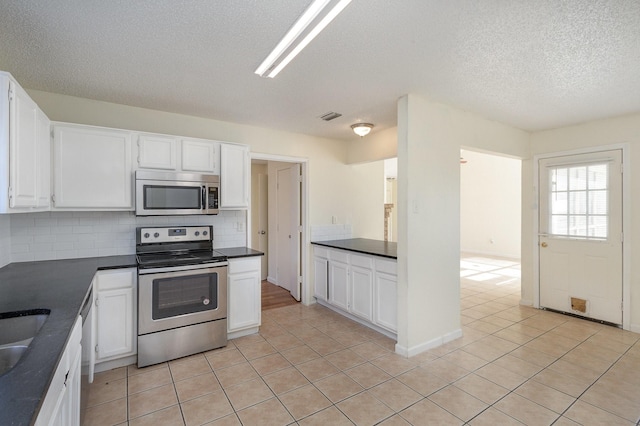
228,257,260,274
328,249,349,264
350,253,373,269
95,269,136,291
375,258,397,275
313,246,329,259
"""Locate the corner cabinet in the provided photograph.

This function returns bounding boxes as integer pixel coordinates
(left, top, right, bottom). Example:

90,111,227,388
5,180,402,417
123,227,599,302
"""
0,72,51,213
35,316,82,426
52,123,133,210
227,256,261,338
313,245,397,337
93,268,137,364
220,143,249,209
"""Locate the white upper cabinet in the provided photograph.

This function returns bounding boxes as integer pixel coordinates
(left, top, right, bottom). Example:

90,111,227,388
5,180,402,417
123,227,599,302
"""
220,143,249,209
137,133,177,170
52,123,133,209
134,132,221,175
0,72,51,212
35,109,51,208
181,138,219,173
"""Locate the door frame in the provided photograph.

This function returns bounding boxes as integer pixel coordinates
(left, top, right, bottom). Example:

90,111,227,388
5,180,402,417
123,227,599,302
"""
249,152,309,305
532,143,630,330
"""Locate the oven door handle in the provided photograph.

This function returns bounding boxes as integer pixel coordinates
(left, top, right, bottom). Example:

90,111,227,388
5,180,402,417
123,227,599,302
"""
138,262,228,275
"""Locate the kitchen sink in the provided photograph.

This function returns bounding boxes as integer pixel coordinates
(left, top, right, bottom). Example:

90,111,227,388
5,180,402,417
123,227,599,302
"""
0,345,29,375
0,310,50,375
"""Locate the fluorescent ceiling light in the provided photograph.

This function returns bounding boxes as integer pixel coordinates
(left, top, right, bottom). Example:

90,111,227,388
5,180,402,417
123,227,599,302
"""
255,0,352,78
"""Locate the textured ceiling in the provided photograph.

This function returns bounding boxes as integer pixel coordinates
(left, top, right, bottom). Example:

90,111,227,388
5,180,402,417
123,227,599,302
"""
0,0,639,140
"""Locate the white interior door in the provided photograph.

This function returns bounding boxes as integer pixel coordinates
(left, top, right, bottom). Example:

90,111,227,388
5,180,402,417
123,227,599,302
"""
256,173,268,280
539,150,623,324
251,163,269,280
276,164,301,301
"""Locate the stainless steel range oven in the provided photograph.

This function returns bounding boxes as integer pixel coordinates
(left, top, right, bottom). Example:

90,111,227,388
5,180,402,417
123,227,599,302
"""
136,226,228,367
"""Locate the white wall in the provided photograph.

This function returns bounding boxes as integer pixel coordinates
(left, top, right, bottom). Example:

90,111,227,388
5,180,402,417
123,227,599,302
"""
348,126,398,164
396,94,529,356
525,112,640,332
0,215,10,267
460,150,521,258
8,210,245,262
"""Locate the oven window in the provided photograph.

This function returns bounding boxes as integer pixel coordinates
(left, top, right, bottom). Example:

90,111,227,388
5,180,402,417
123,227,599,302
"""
144,185,202,210
152,273,218,319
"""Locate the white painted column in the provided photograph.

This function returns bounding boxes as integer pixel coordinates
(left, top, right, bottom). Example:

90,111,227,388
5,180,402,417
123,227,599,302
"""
395,94,462,356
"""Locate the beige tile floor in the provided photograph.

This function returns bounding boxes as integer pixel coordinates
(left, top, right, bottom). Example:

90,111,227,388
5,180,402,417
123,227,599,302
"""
84,255,640,425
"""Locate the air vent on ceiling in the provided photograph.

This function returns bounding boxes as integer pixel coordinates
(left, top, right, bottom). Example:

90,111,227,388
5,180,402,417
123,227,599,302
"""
319,111,342,121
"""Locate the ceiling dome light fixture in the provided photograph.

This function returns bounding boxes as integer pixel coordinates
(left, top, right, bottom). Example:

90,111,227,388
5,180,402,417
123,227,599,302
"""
351,123,374,137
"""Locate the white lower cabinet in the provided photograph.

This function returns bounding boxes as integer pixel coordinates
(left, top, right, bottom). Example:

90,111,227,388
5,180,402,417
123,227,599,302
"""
35,316,82,426
373,259,398,332
313,245,397,335
227,257,261,337
328,259,349,311
350,254,374,322
93,268,137,362
313,247,329,301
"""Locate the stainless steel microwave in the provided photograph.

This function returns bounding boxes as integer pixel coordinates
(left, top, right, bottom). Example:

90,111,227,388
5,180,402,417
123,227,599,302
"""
135,171,219,216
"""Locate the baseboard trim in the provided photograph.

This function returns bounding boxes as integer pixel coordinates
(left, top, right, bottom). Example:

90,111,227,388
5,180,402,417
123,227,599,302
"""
460,250,521,261
629,324,640,334
395,328,463,358
316,299,397,340
228,327,260,340
266,276,277,284
93,355,137,374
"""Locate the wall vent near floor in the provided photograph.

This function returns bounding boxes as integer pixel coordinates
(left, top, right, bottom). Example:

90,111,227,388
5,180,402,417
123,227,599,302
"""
319,111,342,121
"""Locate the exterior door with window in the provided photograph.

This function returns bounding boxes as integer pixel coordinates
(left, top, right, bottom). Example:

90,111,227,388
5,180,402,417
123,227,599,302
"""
538,150,622,324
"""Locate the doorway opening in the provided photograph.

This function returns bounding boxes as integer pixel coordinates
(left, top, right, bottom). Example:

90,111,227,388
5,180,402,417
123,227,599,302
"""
460,149,522,305
250,155,307,307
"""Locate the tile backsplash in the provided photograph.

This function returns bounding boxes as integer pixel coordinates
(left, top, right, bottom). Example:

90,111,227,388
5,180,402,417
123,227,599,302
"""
0,215,10,268
310,224,352,242
8,210,247,263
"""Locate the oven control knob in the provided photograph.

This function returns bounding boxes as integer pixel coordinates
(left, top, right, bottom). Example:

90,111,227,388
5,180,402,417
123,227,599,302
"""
154,232,160,238
203,231,208,236
143,233,150,239
202,297,210,305
195,231,200,236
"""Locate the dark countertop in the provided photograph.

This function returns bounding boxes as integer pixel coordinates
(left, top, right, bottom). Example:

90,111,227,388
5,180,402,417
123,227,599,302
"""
216,247,264,258
0,255,137,426
311,238,397,259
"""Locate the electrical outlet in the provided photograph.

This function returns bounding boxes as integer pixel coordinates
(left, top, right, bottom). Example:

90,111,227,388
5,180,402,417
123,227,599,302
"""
332,216,337,224
238,222,244,232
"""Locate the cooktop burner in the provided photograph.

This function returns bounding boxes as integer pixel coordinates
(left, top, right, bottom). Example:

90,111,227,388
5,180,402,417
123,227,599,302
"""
136,250,227,268
135,225,227,268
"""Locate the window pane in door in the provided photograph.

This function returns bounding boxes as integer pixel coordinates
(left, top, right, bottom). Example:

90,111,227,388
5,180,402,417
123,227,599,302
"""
548,162,609,240
569,191,586,214
589,216,608,238
590,190,607,215
569,167,587,190
551,192,568,214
